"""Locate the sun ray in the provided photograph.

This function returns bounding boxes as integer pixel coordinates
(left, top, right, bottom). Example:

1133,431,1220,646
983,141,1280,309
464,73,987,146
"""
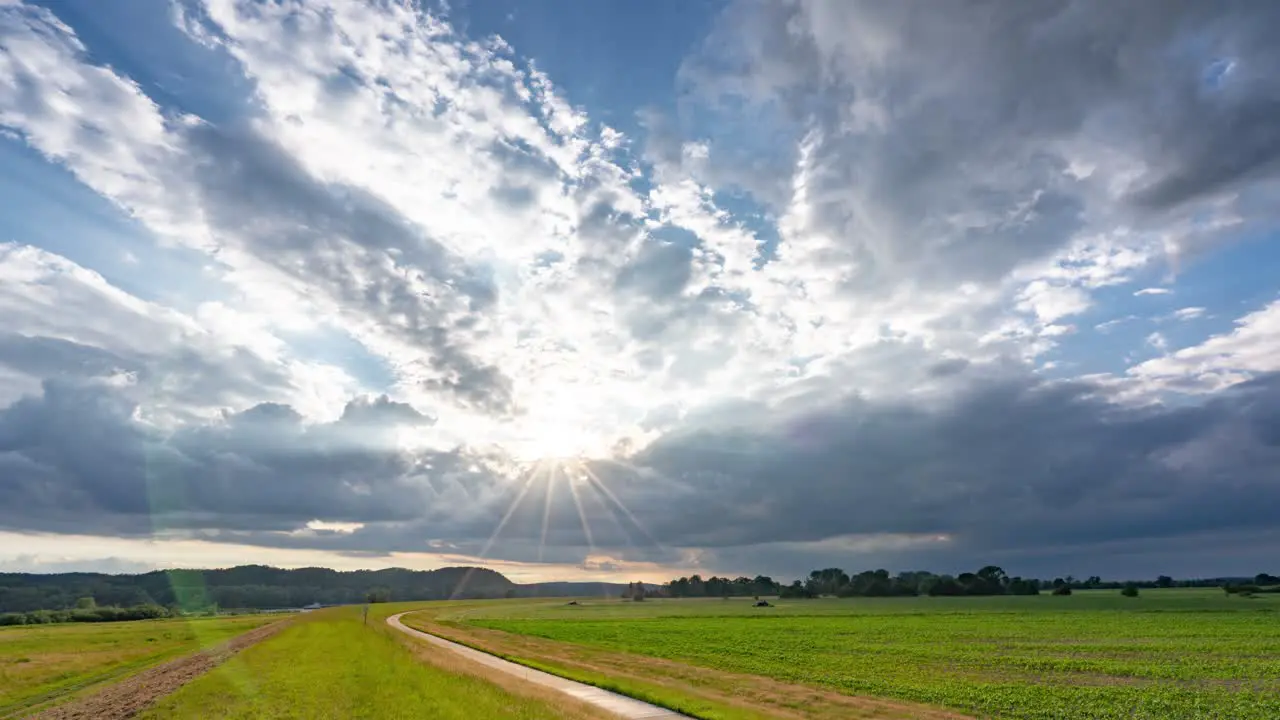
453,465,539,599
574,462,636,552
580,463,665,551
564,463,595,555
538,461,556,562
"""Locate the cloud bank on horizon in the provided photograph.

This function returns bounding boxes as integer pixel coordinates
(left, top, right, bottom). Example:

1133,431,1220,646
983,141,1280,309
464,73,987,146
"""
1,0,1279,580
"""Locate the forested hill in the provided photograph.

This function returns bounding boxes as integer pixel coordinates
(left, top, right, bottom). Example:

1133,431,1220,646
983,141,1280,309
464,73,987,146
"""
0,565,631,613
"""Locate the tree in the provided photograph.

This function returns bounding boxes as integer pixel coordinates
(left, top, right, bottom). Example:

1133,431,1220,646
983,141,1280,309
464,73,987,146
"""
927,576,964,597
1007,577,1040,595
688,575,705,597
1155,575,1173,588
75,597,96,610
977,565,1007,585
806,568,849,596
1120,583,1140,598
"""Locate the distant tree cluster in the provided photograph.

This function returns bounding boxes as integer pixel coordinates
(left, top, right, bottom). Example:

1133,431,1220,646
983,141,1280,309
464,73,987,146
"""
661,575,782,598
0,604,171,626
657,568,1280,600
1222,575,1280,597
769,566,1042,598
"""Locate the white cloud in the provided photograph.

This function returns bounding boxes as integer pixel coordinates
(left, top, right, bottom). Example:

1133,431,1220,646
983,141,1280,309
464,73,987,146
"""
1172,306,1207,321
1016,281,1092,323
1135,287,1173,296
1129,298,1280,393
1095,315,1138,333
0,242,357,420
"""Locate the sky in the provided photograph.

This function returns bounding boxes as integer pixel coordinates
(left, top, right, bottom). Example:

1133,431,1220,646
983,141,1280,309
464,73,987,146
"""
1,0,1279,583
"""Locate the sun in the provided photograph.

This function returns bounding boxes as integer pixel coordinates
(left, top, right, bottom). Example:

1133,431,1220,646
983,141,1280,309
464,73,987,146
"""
510,424,604,463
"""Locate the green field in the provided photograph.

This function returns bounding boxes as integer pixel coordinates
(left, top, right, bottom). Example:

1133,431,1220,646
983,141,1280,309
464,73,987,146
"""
141,604,595,719
436,590,1280,720
0,614,278,717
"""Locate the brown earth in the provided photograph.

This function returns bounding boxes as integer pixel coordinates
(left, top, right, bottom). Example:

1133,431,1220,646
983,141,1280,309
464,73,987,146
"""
26,621,286,720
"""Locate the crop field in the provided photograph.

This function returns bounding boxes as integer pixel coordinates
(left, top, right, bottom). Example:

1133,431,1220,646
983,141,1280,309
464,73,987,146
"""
141,604,598,720
0,614,278,717
416,590,1280,720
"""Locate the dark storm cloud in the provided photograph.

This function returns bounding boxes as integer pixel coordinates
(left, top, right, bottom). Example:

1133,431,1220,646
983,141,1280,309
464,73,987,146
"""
697,527,1280,582
3,368,1277,578
0,379,493,538
678,0,1280,292
608,372,1280,566
177,123,513,414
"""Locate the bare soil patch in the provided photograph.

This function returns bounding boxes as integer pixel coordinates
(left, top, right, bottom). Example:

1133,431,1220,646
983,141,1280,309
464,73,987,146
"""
27,621,286,720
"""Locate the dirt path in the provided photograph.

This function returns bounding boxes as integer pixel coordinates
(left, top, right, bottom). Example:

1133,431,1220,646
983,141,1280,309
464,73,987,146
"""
26,621,286,720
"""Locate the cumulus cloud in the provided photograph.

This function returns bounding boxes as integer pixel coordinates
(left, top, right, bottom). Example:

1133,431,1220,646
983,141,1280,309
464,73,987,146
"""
677,0,1280,344
0,243,354,419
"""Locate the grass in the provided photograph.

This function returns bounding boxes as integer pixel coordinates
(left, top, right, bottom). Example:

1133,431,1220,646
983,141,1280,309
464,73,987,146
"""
0,614,277,717
409,589,1280,720
139,604,601,719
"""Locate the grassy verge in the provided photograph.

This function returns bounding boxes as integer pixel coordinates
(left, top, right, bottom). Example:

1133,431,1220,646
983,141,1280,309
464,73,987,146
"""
0,614,277,717
140,605,598,719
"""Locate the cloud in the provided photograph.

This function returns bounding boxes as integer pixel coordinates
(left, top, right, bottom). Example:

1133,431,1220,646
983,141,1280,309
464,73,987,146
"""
677,0,1280,341
0,554,158,575
621,369,1280,563
3,0,1280,579
0,377,501,539
1172,306,1207,321
0,243,353,419
5,361,1278,578
1129,297,1280,392
1095,316,1138,333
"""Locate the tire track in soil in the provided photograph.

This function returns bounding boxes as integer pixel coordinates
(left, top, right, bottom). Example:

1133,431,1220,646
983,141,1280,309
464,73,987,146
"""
24,620,287,720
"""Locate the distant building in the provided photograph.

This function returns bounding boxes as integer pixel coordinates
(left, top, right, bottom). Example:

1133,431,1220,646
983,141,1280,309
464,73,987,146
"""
302,602,323,611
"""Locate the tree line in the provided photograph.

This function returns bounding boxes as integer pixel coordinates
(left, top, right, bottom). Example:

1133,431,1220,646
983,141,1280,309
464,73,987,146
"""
1,600,173,626
0,565,517,615
655,568,1280,599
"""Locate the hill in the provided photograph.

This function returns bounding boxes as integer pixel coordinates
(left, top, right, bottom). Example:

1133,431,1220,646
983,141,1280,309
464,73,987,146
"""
0,565,634,613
